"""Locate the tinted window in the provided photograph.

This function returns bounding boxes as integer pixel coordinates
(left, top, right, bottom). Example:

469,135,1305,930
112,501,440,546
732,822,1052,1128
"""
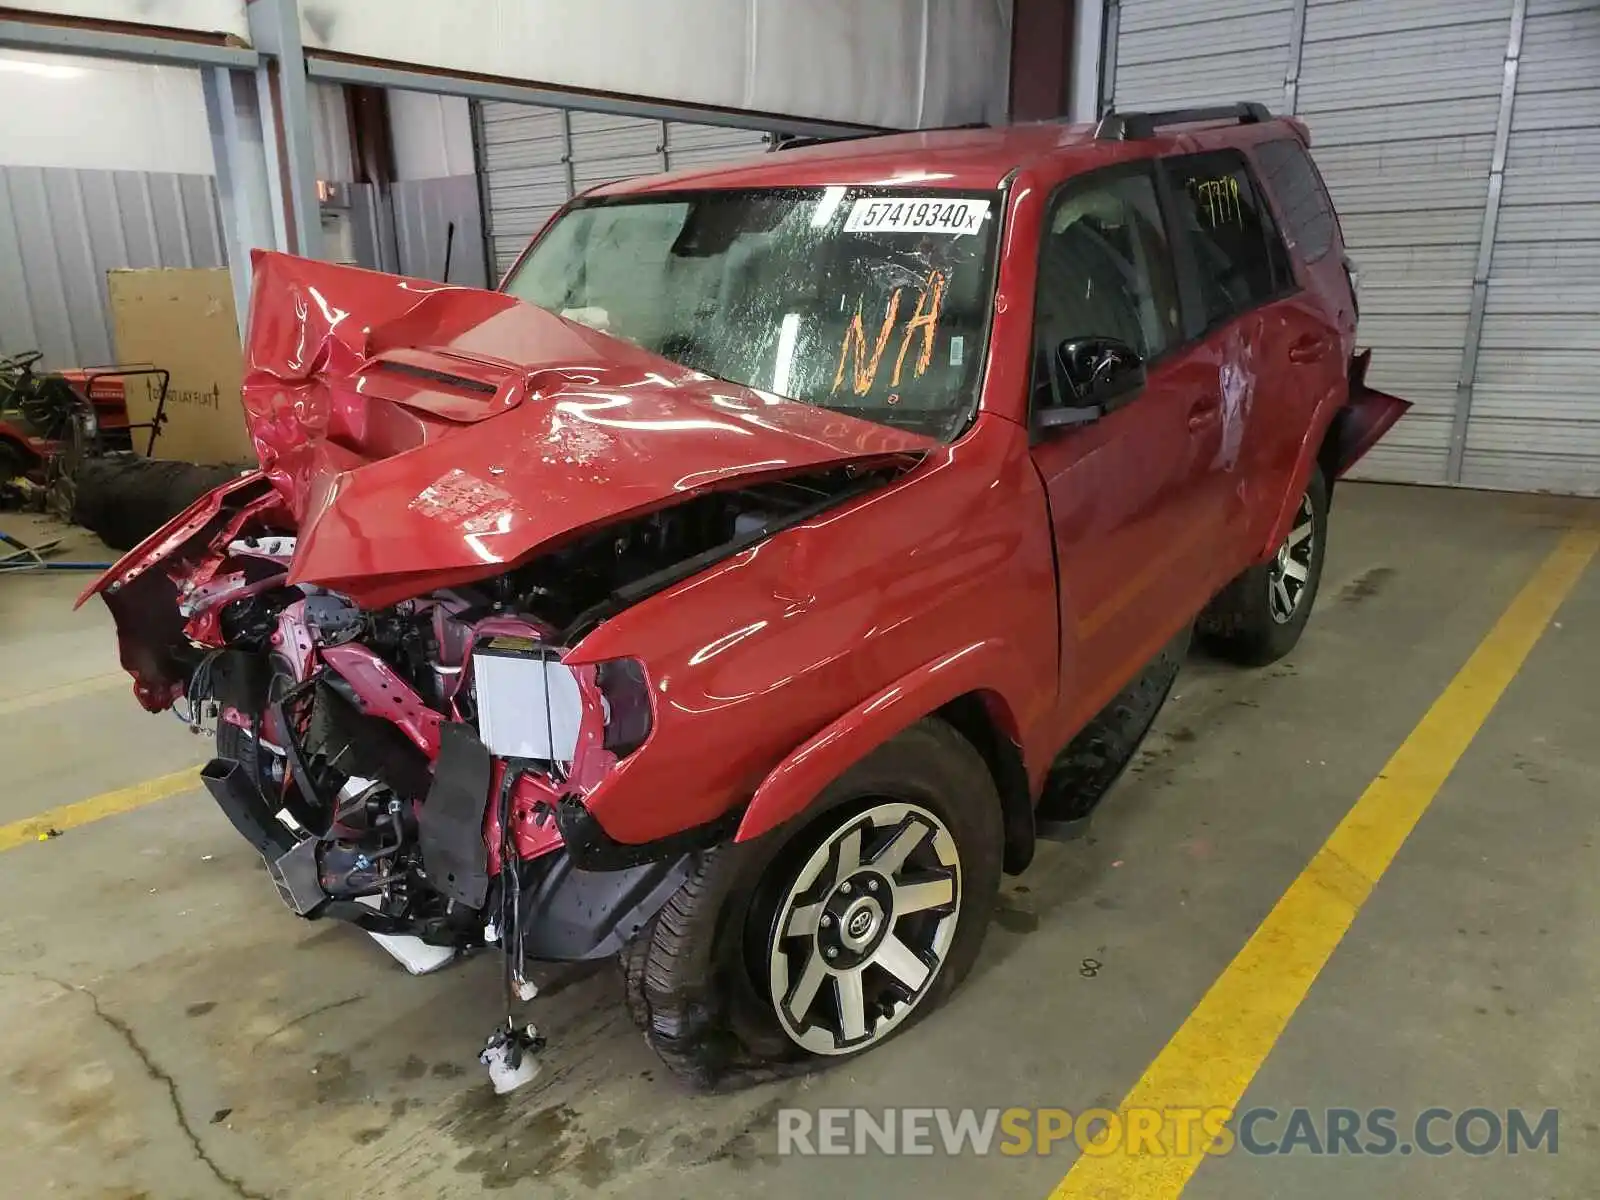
1034,169,1181,364
1254,138,1336,262
1167,152,1292,327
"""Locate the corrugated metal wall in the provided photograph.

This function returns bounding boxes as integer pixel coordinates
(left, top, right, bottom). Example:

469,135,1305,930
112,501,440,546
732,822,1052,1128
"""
1109,0,1600,496
476,102,772,278
1465,0,1600,494
1111,0,1296,111
0,165,224,370
1296,0,1511,484
392,175,489,288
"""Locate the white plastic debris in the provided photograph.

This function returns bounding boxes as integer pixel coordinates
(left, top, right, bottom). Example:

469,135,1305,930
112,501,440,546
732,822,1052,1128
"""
366,931,457,976
356,896,458,975
480,1024,544,1095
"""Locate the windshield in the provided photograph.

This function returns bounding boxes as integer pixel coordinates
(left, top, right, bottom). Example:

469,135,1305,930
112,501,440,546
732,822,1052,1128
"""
501,186,1004,441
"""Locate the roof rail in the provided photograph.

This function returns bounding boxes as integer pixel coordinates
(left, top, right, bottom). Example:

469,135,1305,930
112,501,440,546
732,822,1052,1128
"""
1094,102,1272,141
771,121,988,152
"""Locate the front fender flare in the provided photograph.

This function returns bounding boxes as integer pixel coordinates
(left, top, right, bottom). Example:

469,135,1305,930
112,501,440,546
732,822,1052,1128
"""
734,640,1025,844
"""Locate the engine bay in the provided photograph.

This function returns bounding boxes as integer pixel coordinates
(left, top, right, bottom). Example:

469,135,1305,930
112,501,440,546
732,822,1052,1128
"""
80,448,911,1090
105,462,901,958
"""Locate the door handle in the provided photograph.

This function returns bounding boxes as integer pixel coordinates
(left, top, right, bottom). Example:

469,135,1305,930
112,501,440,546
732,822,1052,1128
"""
1288,334,1332,364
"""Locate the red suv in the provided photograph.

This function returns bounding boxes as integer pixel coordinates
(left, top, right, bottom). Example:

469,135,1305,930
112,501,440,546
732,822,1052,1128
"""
83,103,1406,1090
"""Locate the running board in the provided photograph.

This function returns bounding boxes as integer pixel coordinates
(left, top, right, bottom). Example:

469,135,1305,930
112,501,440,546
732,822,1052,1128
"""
1034,626,1190,828
1035,814,1095,842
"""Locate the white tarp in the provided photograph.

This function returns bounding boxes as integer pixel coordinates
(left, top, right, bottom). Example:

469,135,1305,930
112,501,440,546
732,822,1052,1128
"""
297,0,1011,128
8,0,248,38
9,0,1010,128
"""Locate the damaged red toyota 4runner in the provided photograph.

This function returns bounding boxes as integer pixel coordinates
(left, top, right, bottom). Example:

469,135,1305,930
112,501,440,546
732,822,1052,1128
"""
82,104,1407,1091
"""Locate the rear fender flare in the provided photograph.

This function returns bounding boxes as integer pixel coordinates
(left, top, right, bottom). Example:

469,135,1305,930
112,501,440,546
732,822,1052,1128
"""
734,640,1026,844
1260,395,1342,560
1261,351,1412,557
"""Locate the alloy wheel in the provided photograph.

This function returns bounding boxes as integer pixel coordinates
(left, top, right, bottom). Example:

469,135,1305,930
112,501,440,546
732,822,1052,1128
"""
767,801,962,1055
1268,491,1316,624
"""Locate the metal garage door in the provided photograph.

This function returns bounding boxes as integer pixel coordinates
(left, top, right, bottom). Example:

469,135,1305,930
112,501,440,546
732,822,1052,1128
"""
1293,0,1511,485
1108,0,1600,494
475,103,772,279
1464,0,1600,494
1109,0,1297,112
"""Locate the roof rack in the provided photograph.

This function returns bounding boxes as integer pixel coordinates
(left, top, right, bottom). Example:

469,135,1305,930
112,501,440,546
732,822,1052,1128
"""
771,121,989,152
1094,102,1272,141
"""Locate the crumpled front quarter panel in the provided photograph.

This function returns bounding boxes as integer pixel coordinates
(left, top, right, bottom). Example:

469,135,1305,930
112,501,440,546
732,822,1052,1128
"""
567,416,1061,845
241,251,454,507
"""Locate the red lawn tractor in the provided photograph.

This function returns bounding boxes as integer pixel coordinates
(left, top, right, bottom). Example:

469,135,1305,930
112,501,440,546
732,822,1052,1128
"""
0,350,169,517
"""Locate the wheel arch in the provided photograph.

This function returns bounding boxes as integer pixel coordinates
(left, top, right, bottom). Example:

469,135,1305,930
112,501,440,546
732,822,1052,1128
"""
733,642,1034,862
1261,398,1341,558
1315,407,1347,501
1263,349,1409,557
935,692,1035,875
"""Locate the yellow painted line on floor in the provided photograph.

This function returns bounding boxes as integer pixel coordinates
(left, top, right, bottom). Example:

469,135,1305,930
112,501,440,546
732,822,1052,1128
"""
1050,526,1600,1200
0,671,127,718
0,767,202,853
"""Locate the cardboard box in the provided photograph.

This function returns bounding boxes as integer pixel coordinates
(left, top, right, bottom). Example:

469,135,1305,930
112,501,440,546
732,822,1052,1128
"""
107,268,255,465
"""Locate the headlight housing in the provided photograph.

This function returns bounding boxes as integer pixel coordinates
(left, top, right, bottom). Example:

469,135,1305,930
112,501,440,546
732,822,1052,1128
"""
471,643,652,766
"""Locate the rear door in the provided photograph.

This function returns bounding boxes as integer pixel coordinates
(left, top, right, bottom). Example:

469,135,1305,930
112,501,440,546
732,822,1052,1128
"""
1027,164,1230,731
1251,137,1410,478
1250,135,1356,349
1160,148,1346,573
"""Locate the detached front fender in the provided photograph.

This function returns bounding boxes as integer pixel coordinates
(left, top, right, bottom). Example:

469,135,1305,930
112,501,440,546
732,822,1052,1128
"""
74,470,271,609
734,640,1025,844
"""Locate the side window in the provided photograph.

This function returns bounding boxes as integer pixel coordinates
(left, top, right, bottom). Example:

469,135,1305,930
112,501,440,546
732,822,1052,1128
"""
1253,138,1336,262
1166,152,1293,328
1034,169,1182,366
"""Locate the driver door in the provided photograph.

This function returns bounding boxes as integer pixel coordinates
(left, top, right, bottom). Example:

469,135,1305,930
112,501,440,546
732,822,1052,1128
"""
1027,165,1228,733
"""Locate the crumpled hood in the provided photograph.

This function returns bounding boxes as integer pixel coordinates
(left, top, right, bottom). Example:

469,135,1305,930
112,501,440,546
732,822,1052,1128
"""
240,251,934,607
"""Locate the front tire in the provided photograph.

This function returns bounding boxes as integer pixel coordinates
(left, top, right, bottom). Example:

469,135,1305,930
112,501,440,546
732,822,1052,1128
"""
1198,466,1329,666
619,718,1003,1089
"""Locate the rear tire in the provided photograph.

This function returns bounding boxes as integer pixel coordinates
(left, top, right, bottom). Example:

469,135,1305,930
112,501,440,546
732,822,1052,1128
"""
618,718,1003,1089
1198,467,1328,666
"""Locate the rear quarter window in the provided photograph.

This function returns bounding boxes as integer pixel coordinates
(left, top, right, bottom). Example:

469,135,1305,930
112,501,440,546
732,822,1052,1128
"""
1164,151,1293,329
1253,138,1337,262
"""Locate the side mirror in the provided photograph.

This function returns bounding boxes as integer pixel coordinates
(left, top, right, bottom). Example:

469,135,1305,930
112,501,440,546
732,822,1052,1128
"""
1034,336,1146,430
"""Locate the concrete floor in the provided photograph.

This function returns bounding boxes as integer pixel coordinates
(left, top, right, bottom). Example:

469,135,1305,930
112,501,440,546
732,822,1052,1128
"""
0,484,1595,1199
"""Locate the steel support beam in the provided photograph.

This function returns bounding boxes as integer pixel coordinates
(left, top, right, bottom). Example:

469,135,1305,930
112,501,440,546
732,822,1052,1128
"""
1098,1,1121,117
1448,0,1527,483
560,109,578,200
0,18,259,69
1067,0,1107,122
246,0,322,259
468,99,500,283
1283,0,1310,115
305,56,883,140
203,67,284,336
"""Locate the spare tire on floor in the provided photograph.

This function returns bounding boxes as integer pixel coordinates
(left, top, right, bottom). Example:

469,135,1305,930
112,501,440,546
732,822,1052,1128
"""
73,452,248,551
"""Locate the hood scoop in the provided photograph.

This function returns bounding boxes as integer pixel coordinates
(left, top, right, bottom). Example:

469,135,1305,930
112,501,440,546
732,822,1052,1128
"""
355,348,523,424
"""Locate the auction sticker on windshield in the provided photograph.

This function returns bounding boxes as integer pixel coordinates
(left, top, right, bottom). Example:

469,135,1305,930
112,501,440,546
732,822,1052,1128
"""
844,197,990,236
